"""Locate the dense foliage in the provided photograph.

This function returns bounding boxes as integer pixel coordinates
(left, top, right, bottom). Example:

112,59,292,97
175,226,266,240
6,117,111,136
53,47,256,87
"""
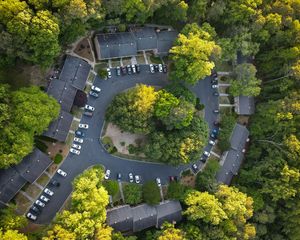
123,183,143,205
0,84,60,169
142,181,161,205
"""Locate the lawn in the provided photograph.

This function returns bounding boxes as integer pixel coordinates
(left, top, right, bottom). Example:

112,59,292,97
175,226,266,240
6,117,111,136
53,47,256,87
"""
14,193,32,214
25,184,42,199
136,54,146,64
95,62,108,72
36,173,50,186
122,57,132,66
150,55,162,64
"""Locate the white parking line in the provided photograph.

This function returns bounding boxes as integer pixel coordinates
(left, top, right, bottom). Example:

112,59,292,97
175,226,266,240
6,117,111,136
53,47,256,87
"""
73,117,81,122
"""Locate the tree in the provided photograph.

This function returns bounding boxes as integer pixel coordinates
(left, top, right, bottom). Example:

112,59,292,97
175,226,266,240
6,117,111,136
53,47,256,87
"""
154,90,179,119
229,63,261,97
103,180,119,197
167,181,187,201
142,181,161,205
218,114,237,152
0,204,27,230
123,183,143,205
158,223,186,240
196,159,220,192
170,23,220,85
43,225,76,240
188,0,208,22
0,229,27,240
95,225,113,240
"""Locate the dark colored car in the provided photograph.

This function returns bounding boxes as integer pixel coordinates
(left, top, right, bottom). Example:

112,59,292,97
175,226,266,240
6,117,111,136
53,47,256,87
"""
127,65,132,75
213,92,219,96
163,64,167,73
50,180,60,187
211,72,217,78
83,111,93,117
116,66,121,76
213,121,220,127
75,130,85,137
169,176,178,182
30,206,41,215
210,129,219,139
89,91,98,98
211,78,218,84
117,173,122,181
154,64,159,72
200,156,207,163
121,66,127,75
135,64,140,73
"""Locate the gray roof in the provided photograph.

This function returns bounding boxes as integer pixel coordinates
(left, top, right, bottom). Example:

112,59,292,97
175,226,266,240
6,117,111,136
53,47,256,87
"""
131,27,158,51
59,55,91,91
43,110,73,142
157,30,178,54
235,96,255,115
156,201,182,228
230,124,249,152
132,204,157,232
47,80,77,112
107,205,133,232
0,168,26,205
96,32,137,59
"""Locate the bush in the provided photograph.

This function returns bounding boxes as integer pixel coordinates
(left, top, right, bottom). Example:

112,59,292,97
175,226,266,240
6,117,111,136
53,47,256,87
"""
54,153,63,164
196,98,205,110
123,183,143,205
181,169,193,177
167,182,187,201
103,180,119,196
196,159,220,192
120,141,125,146
165,83,197,105
118,24,126,32
142,181,161,205
102,136,113,145
98,68,108,79
108,146,117,154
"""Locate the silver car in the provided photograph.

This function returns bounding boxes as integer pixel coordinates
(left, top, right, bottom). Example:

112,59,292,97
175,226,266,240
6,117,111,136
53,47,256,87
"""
57,169,67,177
35,200,45,208
70,148,80,155
27,212,37,221
44,188,54,196
85,104,95,112
72,143,81,150
40,195,50,203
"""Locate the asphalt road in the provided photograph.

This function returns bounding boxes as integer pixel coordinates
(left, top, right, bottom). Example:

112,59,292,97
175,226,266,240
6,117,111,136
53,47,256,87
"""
34,65,219,224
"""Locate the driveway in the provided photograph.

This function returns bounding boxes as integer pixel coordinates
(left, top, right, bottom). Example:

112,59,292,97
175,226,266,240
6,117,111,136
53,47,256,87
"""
34,65,219,224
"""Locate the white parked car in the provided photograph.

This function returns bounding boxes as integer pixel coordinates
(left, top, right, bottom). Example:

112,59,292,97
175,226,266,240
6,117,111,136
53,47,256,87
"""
156,178,161,187
70,148,80,155
72,143,81,150
91,85,101,93
44,188,54,196
129,173,134,183
158,64,163,72
85,104,95,112
35,200,45,208
209,140,216,146
104,169,111,180
211,84,218,89
149,64,154,73
74,137,83,144
27,212,37,221
131,64,136,74
57,169,67,177
135,175,141,184
203,151,211,157
40,195,50,203
79,123,89,129
107,68,112,78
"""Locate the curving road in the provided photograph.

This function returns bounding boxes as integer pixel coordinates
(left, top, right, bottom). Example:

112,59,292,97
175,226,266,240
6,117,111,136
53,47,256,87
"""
34,65,219,224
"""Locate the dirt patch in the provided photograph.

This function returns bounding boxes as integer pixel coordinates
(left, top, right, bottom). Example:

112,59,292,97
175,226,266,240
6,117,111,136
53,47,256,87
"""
14,193,32,214
74,38,94,62
103,123,146,155
181,174,196,188
238,115,249,125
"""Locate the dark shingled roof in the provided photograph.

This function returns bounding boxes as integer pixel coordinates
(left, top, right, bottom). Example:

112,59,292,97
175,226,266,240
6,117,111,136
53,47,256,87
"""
156,201,182,228
47,80,77,112
59,55,91,91
131,27,158,51
230,124,249,152
96,32,137,59
0,168,26,205
14,149,52,183
107,205,133,232
132,204,157,232
157,30,178,54
43,110,73,142
235,96,255,115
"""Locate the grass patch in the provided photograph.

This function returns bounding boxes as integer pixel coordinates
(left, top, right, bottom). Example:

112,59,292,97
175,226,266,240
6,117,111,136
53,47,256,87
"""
111,60,120,67
150,55,162,64
14,193,32,214
70,118,80,131
181,169,193,177
36,173,50,186
136,55,146,64
122,57,132,66
71,106,83,119
25,184,41,198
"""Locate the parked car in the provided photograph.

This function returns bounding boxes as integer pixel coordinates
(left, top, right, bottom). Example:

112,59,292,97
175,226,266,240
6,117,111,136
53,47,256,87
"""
213,92,219,96
107,68,112,78
50,180,60,187
169,176,178,182
74,137,83,143
40,195,50,203
30,206,41,214
210,129,219,139
209,140,216,146
213,109,219,114
212,84,218,89
127,65,132,74
85,104,95,112
149,64,155,73
91,85,101,93
26,212,37,221
104,169,111,180
192,163,198,172
44,188,54,196
211,78,218,84
163,64,167,73
131,64,136,74
83,111,93,117
70,148,80,155
156,178,161,187
79,123,89,129
35,200,45,208
158,64,163,72
57,169,67,177
89,91,99,98
200,156,207,163
117,173,122,181
72,143,81,150
129,173,134,183
135,64,140,73
116,66,121,76
211,72,217,78
135,175,141,184
203,151,211,157
154,64,159,72
75,130,85,137
213,121,220,126
121,66,127,75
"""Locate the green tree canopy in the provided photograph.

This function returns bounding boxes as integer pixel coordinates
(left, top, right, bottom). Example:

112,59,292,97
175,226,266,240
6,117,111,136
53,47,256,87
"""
123,183,143,205
142,181,161,205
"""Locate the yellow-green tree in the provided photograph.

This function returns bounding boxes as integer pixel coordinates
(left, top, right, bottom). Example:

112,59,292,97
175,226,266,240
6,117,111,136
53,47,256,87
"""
0,229,27,240
158,223,186,240
43,224,76,240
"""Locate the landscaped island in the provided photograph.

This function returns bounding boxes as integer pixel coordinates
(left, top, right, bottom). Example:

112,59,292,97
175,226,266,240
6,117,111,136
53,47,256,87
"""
102,83,208,165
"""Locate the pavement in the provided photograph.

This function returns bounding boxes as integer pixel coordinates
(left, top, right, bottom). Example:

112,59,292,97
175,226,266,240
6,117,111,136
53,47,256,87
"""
34,65,219,224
